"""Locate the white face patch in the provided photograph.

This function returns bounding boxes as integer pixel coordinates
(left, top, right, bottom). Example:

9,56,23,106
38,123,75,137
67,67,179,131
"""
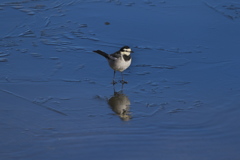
121,48,131,56
123,48,131,52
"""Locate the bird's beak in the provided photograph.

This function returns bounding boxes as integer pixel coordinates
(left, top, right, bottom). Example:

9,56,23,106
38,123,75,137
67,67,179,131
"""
131,51,134,53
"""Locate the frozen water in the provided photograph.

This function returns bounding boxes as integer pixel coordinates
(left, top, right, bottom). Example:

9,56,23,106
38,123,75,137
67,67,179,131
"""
1,0,240,160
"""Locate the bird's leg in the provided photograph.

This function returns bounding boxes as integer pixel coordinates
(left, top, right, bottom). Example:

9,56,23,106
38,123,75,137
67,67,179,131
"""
121,82,124,91
120,72,128,84
112,70,117,85
113,83,117,93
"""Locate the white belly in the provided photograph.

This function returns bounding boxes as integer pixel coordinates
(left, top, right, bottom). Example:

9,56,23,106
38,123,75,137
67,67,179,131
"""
108,58,131,72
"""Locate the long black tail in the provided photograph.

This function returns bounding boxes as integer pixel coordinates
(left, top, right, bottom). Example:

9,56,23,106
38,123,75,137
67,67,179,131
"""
93,50,109,59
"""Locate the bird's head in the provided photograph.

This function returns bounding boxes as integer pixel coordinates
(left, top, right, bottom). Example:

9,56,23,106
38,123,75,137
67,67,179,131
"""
119,46,134,56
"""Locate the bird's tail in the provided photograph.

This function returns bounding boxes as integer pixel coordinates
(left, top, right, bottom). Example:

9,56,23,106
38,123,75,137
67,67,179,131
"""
93,50,109,59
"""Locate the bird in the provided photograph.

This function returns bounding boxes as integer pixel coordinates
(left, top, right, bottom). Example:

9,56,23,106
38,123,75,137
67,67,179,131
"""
93,46,133,84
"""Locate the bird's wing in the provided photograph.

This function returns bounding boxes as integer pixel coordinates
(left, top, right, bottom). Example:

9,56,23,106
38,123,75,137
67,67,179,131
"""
109,51,121,60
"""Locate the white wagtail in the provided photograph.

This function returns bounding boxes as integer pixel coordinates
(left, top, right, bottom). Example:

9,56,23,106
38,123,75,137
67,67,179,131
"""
93,46,133,84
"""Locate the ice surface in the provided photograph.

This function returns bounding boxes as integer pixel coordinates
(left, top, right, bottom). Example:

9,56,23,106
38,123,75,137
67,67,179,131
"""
1,0,240,160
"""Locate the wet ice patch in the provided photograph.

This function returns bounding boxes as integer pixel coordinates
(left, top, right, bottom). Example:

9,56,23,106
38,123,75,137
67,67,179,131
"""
204,1,240,20
0,58,8,62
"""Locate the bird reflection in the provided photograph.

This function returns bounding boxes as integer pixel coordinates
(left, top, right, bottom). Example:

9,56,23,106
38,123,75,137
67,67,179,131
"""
108,85,131,121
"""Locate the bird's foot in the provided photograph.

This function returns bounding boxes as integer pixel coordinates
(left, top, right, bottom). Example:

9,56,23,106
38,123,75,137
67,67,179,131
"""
111,80,118,85
120,80,128,84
